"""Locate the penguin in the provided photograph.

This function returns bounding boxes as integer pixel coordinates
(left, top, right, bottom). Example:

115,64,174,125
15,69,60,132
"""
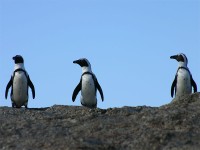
5,55,35,108
72,58,104,108
170,53,197,99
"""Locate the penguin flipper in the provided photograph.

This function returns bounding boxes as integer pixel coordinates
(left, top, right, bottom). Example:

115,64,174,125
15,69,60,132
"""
5,76,13,99
72,80,82,102
191,75,197,93
95,79,104,101
27,75,35,99
171,75,177,98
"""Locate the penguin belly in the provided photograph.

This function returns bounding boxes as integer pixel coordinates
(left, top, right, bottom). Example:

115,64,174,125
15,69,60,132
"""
81,75,97,106
12,72,28,107
176,69,192,98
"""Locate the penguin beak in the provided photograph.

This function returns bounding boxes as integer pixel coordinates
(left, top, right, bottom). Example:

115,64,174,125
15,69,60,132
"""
73,60,80,64
73,60,82,66
170,55,178,60
12,56,16,60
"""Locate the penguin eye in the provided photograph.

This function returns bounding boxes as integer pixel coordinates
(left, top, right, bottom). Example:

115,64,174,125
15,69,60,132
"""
81,59,88,67
178,55,185,62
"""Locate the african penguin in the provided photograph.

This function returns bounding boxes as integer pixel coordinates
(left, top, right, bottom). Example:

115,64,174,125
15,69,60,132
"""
72,58,104,108
170,53,197,99
5,55,35,108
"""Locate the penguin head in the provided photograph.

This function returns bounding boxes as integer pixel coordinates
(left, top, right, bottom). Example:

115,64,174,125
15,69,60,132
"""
73,58,91,67
73,58,92,72
170,53,188,66
13,55,24,64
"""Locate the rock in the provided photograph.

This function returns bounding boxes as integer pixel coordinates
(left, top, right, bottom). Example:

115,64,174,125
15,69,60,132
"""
0,93,200,150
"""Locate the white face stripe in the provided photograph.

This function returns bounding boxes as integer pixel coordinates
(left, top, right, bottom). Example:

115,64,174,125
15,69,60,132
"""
14,63,26,71
78,58,92,72
180,53,188,65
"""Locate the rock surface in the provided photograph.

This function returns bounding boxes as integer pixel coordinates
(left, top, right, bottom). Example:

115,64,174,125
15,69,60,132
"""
1,93,200,150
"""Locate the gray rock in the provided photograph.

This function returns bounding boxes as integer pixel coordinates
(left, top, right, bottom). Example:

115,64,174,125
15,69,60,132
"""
0,93,200,150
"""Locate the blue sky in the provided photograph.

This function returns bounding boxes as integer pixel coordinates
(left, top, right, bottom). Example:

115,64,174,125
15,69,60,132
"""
0,0,199,108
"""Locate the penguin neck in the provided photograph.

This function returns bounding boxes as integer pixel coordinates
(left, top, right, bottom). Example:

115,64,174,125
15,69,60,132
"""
82,66,92,73
178,61,187,68
14,63,25,70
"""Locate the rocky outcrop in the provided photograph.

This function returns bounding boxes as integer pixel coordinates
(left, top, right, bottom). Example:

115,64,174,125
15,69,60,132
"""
0,93,200,150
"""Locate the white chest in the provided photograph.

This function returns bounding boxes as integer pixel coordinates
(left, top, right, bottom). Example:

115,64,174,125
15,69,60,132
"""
81,75,96,104
12,72,28,103
81,75,95,95
176,69,192,97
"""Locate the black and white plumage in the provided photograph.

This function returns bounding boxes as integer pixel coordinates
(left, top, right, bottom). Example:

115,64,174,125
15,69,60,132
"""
170,53,197,99
72,58,104,108
5,55,35,108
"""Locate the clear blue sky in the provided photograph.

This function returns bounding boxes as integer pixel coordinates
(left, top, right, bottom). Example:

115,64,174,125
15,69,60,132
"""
0,0,199,108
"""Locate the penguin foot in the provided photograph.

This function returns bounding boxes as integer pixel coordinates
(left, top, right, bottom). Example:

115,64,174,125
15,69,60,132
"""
81,102,97,108
24,101,28,109
12,103,16,108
